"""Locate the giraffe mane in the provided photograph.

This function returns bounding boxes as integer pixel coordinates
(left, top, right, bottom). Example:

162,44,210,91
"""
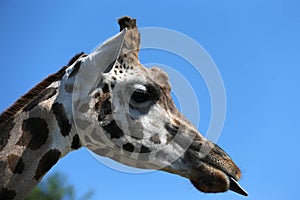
0,52,85,125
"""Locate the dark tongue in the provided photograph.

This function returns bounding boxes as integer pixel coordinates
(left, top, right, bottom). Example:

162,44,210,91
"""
229,177,248,196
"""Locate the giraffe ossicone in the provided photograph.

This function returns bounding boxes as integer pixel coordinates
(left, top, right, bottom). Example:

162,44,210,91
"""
0,16,247,199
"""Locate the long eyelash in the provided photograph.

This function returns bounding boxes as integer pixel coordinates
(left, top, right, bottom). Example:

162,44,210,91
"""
135,89,148,95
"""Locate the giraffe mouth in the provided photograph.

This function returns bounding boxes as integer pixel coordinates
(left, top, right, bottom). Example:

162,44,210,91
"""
186,141,248,196
189,163,248,196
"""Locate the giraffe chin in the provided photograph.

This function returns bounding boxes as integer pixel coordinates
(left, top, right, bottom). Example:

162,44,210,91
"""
189,164,248,196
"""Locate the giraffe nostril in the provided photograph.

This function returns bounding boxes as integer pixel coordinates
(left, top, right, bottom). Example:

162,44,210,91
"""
213,144,232,159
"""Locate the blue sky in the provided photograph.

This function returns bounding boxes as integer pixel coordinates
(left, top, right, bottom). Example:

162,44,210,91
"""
1,0,300,199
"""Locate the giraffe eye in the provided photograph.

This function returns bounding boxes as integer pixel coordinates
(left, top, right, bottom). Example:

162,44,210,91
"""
130,84,159,107
131,88,152,103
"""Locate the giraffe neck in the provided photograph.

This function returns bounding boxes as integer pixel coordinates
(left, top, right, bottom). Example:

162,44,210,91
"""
0,53,85,200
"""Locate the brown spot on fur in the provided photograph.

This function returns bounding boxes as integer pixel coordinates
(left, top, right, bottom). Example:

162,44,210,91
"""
23,87,57,112
95,89,112,121
140,145,151,153
0,120,15,151
34,149,61,181
0,188,16,200
98,99,112,122
94,92,100,98
165,123,179,145
52,102,71,137
71,134,81,150
102,120,124,139
165,123,179,137
138,145,150,161
150,133,161,144
7,154,24,174
17,118,49,150
101,90,111,101
123,143,134,152
102,83,110,94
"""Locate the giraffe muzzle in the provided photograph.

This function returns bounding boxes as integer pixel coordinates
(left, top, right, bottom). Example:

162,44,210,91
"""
186,140,248,196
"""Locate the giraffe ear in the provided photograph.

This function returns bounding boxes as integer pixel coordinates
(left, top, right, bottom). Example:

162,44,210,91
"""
72,29,127,99
81,16,140,75
84,29,127,74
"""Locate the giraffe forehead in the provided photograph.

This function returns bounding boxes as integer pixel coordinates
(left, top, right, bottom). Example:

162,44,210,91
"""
149,67,171,90
108,61,171,90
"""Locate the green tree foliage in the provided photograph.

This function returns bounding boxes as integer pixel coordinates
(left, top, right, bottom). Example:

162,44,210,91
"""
26,172,93,200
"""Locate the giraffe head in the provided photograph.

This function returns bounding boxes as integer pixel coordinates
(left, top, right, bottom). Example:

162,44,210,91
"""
71,17,247,196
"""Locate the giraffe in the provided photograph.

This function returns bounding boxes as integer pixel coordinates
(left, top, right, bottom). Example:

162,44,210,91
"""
0,16,247,199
